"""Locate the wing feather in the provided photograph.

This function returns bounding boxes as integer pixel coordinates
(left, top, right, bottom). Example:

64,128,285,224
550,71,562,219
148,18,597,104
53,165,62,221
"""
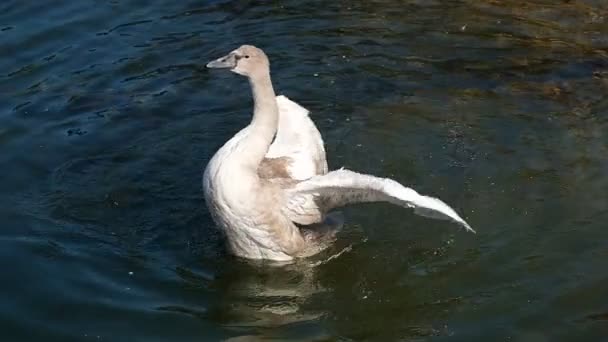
283,169,474,232
263,95,327,180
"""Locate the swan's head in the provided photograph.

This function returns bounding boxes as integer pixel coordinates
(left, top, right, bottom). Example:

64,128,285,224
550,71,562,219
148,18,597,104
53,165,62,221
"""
206,45,269,77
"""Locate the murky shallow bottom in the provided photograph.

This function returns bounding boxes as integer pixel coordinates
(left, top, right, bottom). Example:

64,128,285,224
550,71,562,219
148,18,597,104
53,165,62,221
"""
1,0,608,340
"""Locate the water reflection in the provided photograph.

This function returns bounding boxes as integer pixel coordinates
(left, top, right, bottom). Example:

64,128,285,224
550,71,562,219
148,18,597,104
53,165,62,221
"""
174,256,340,341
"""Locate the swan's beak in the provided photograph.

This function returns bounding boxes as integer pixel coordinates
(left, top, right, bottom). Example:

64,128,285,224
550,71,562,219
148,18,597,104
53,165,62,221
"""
206,53,237,69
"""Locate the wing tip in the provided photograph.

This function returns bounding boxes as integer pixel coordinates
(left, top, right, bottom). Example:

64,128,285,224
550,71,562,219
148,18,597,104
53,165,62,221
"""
276,94,310,116
462,222,476,234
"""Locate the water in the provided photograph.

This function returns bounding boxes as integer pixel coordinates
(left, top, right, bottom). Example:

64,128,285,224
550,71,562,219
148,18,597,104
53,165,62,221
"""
2,0,608,340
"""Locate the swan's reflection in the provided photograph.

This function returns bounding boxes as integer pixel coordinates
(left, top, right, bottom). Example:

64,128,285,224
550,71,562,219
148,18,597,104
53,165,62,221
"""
206,245,353,341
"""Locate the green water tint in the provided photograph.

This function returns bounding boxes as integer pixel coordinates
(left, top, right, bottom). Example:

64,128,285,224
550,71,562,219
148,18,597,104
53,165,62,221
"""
1,0,607,340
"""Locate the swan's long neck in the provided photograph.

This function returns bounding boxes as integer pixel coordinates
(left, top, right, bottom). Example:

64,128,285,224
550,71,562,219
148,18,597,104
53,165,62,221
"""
241,70,278,170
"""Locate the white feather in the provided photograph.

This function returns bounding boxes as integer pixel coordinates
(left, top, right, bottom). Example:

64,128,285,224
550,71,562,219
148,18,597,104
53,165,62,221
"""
266,95,328,180
285,169,474,233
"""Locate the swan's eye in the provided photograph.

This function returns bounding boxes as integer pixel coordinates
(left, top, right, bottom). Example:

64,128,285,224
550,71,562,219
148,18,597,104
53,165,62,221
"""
244,55,250,59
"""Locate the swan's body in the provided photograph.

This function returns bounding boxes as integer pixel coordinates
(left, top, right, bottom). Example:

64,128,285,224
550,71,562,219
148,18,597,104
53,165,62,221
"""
203,45,473,261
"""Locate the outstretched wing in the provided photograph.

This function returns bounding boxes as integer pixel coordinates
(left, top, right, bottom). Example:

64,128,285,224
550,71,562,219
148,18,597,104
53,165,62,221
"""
262,95,328,180
282,169,474,232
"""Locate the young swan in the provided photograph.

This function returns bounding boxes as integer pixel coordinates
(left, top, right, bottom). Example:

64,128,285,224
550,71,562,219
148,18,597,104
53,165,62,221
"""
204,45,316,261
204,45,474,262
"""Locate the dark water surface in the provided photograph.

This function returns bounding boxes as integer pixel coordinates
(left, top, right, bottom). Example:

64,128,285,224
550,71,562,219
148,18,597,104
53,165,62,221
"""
2,0,608,340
